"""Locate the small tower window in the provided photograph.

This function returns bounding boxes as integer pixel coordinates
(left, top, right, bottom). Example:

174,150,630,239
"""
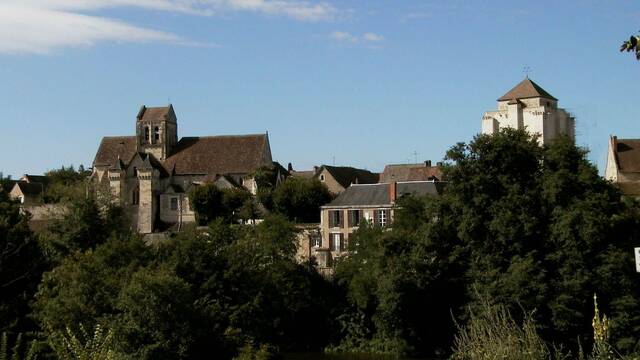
144,126,150,142
154,126,160,141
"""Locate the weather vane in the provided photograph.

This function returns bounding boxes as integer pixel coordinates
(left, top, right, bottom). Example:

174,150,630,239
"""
523,66,532,78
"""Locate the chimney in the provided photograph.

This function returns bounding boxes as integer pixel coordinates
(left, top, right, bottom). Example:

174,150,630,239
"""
389,182,397,204
287,162,293,172
424,160,432,167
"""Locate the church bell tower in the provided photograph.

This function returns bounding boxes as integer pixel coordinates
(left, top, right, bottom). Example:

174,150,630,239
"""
136,104,178,161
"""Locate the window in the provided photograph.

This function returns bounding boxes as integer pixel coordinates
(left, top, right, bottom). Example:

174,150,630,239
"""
330,233,343,252
170,197,178,211
144,126,150,142
311,235,322,248
320,174,325,181
329,210,343,228
377,209,387,227
348,210,361,227
154,126,160,141
133,167,138,177
132,187,140,205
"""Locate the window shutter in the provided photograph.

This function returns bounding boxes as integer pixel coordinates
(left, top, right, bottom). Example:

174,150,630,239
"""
347,210,353,228
329,235,334,251
358,210,363,226
339,211,344,228
340,233,346,251
329,211,334,227
387,209,393,226
374,210,379,226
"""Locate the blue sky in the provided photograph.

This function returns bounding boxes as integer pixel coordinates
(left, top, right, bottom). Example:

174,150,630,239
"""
0,0,638,177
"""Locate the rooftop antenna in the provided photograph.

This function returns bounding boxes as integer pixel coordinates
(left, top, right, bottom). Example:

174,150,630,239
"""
523,66,532,79
412,150,419,164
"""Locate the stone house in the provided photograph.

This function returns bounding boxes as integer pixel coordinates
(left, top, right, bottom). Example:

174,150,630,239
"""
605,136,640,198
314,165,379,194
311,181,443,271
481,78,575,145
9,174,48,205
91,105,274,233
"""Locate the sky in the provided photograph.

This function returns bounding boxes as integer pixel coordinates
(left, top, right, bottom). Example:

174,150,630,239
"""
0,0,638,178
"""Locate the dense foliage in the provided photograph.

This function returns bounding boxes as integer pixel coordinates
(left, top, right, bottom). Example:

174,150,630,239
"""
271,177,332,223
333,129,640,357
1,130,640,359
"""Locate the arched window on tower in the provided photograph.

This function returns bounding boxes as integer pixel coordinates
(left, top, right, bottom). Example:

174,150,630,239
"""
144,126,150,143
154,126,160,142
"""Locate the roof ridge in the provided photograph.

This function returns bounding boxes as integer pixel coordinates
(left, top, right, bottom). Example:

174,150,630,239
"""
180,134,267,139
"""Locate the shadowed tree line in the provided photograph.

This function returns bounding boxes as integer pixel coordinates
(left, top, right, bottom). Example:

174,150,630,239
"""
1,129,640,359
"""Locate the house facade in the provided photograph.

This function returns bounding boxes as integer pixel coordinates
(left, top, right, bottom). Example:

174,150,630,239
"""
605,136,640,198
481,78,575,145
311,181,443,270
91,105,274,233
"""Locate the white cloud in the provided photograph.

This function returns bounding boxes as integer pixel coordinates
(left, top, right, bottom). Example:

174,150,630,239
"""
331,31,358,43
0,0,338,54
330,31,384,45
362,32,384,42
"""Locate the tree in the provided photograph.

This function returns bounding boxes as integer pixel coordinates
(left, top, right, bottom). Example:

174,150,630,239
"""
620,33,640,60
0,191,45,333
189,183,224,226
271,177,332,223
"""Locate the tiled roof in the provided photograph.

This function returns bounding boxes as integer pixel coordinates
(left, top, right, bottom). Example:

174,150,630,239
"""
615,139,640,173
497,78,557,101
324,181,442,207
380,163,443,183
136,105,175,122
163,134,271,175
318,165,379,188
93,136,137,167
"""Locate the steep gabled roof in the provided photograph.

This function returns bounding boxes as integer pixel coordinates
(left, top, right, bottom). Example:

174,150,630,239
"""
93,136,137,168
136,105,176,123
497,78,557,101
324,181,442,207
163,134,272,175
380,163,443,183
318,165,379,189
614,139,640,173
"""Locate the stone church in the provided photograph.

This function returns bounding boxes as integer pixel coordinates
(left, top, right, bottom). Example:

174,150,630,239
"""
482,78,575,144
91,105,273,233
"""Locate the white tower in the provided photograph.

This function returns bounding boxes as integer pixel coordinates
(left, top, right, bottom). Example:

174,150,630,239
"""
481,78,575,145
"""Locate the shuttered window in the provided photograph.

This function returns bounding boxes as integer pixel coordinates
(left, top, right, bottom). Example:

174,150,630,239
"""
329,210,343,228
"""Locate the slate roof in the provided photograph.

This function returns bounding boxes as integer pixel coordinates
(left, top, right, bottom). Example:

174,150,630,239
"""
324,181,443,207
497,78,557,101
318,166,380,188
21,174,49,185
163,134,271,175
614,139,640,173
93,136,137,167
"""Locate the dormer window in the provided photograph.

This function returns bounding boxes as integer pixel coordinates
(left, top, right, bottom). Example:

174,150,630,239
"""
154,126,160,142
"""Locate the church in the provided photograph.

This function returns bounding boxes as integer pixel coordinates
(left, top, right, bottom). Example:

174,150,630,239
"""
91,105,274,233
481,78,575,144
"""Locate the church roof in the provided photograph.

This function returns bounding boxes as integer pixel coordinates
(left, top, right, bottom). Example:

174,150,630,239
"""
497,78,557,101
93,136,137,167
613,138,640,173
162,134,271,176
